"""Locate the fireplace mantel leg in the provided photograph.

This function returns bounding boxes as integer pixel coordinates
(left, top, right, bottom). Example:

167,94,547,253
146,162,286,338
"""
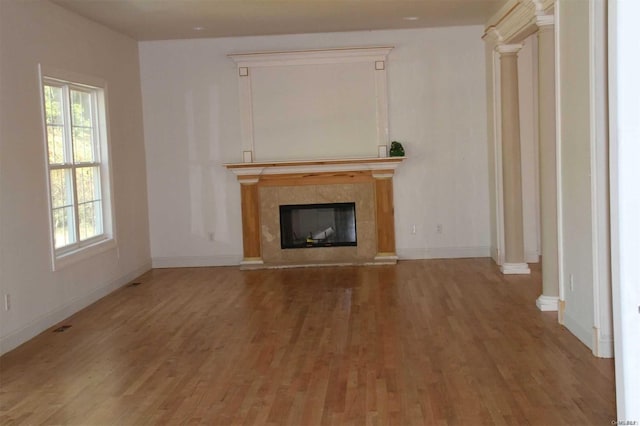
374,174,398,263
239,181,263,266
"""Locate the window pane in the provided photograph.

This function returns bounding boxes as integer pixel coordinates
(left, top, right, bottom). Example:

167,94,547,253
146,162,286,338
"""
71,90,95,163
72,127,94,163
71,90,92,127
52,206,76,248
75,166,101,204
50,168,74,208
46,125,65,164
79,200,103,241
44,85,64,125
44,85,66,164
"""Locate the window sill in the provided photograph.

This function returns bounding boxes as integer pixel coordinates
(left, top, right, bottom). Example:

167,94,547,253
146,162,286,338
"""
52,238,117,271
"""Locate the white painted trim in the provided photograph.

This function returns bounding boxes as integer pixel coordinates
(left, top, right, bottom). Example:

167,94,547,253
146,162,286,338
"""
0,260,152,356
53,238,118,271
531,35,542,263
500,263,531,274
152,255,241,268
240,258,264,266
373,254,398,262
593,326,615,359
38,64,118,272
237,66,254,154
609,0,640,418
491,246,500,264
397,246,491,260
228,47,393,161
554,4,565,304
589,0,600,355
536,15,555,27
563,311,593,350
485,0,539,44
496,43,523,54
493,49,506,266
588,0,613,360
225,157,405,177
525,251,540,263
536,294,559,311
228,46,394,67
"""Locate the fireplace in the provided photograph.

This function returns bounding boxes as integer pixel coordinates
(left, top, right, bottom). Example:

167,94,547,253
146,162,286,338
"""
279,202,357,249
224,157,405,268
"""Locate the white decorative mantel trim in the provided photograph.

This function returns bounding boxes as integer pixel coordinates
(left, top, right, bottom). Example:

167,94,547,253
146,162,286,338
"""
225,156,405,181
228,46,394,67
227,46,393,162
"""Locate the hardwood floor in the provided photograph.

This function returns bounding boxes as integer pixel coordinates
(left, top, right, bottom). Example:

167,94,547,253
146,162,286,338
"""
0,259,615,425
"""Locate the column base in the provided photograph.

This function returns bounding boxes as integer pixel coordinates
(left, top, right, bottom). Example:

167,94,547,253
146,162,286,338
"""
536,295,559,311
374,253,398,264
500,262,531,274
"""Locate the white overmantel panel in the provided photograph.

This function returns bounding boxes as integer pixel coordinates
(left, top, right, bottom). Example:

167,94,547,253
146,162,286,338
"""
227,46,393,162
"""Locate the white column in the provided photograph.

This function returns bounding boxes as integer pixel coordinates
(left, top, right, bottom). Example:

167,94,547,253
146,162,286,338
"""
536,17,560,310
497,44,530,275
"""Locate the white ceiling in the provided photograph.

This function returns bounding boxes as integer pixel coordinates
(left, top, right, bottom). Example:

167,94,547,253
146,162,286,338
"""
51,0,506,41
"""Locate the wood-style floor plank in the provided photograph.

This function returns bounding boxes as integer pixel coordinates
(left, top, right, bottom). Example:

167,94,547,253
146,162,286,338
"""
0,259,615,425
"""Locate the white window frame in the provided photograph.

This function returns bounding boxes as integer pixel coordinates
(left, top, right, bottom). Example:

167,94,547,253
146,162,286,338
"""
38,65,116,270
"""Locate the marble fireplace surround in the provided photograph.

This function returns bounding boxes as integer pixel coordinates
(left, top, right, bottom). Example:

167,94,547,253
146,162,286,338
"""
225,157,405,269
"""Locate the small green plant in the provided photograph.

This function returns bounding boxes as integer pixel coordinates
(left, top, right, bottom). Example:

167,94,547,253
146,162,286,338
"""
389,141,405,157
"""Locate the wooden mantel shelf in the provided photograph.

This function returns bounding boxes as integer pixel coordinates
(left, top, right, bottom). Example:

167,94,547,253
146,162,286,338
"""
225,156,405,180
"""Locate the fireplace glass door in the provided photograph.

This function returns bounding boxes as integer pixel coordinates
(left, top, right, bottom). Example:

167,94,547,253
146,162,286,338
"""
279,202,357,249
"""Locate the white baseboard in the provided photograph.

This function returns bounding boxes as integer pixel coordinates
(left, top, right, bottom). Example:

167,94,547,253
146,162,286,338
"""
397,246,491,260
491,246,501,265
536,295,559,311
152,255,241,268
525,251,540,263
0,260,152,356
593,327,614,358
500,262,531,274
563,312,593,351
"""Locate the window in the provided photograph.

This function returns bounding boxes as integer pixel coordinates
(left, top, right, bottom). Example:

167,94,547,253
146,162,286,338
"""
40,69,115,268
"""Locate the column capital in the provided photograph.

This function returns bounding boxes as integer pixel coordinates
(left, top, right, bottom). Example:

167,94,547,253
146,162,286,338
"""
536,14,555,29
495,43,523,55
482,27,503,45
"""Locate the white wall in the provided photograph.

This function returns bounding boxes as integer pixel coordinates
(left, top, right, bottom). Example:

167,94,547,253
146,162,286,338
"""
139,26,491,267
0,0,151,354
557,0,605,351
609,0,640,418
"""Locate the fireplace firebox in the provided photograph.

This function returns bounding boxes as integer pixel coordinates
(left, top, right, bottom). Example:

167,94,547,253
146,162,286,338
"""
279,202,357,249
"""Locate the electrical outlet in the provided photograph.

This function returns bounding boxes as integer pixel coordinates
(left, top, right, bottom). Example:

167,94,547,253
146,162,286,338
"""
436,224,443,234
4,294,10,311
569,274,575,292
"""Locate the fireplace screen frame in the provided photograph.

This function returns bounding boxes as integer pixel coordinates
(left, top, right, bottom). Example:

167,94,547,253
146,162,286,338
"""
279,202,357,249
